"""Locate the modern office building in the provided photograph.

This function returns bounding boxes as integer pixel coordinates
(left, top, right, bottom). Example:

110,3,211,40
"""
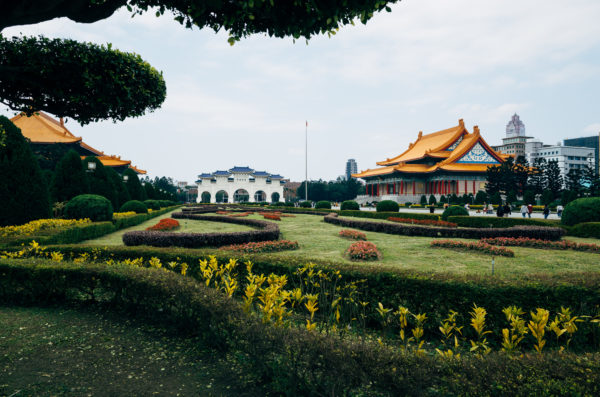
345,159,357,180
564,135,599,174
492,114,532,158
525,140,595,180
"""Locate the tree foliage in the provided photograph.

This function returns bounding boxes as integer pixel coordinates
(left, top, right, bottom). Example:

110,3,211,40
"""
0,36,166,125
123,168,146,201
0,116,51,226
297,179,364,202
51,149,89,203
82,156,118,208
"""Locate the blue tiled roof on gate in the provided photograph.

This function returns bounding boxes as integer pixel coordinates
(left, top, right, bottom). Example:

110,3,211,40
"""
269,174,284,179
198,173,213,178
213,170,231,176
229,166,254,173
252,171,270,176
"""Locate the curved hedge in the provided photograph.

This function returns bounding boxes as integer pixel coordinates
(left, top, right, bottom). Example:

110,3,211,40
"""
340,200,359,211
562,197,600,226
122,212,279,248
442,205,469,221
569,222,600,239
376,200,399,212
64,194,113,222
324,214,565,240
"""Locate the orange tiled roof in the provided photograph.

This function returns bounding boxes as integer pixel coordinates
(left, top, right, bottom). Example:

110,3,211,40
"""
10,111,82,144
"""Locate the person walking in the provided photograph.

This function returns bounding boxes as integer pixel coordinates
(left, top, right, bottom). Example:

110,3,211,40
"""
543,204,550,219
496,204,504,218
557,204,564,218
520,204,528,218
488,203,494,215
429,204,435,213
464,203,470,211
527,203,533,218
503,203,511,217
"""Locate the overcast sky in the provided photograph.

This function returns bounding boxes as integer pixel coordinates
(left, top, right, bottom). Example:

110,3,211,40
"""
3,0,600,183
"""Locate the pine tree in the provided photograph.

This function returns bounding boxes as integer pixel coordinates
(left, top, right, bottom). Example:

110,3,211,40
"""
51,149,89,202
0,116,51,226
545,160,563,199
106,167,130,209
565,168,584,196
583,165,600,197
82,156,118,209
529,158,547,194
123,168,146,201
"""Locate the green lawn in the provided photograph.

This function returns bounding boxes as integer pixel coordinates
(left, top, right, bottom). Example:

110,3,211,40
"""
84,210,255,245
0,306,261,396
81,212,600,277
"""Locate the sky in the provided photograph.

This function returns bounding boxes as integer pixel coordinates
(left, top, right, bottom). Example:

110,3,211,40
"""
2,0,600,183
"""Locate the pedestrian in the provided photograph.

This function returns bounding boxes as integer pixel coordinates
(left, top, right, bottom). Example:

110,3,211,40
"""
504,203,511,217
429,204,435,213
496,204,504,218
557,204,564,218
527,203,533,218
520,204,528,218
543,204,550,219
464,203,470,211
488,203,494,215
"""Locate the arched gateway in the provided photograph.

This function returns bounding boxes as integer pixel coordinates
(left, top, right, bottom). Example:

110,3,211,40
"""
196,166,286,204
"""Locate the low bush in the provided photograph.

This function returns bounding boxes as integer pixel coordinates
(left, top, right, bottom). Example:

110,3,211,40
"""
340,200,359,211
220,240,299,253
387,217,457,228
569,222,600,239
123,212,279,248
376,200,399,212
144,199,161,210
146,218,180,231
447,216,560,228
325,214,565,240
64,194,113,222
299,201,312,208
562,198,600,226
345,241,381,261
431,240,515,257
119,200,148,214
338,229,367,240
481,237,600,253
441,205,469,221
315,200,332,209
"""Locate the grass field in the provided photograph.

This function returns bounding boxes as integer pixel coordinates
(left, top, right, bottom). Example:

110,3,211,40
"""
0,306,261,396
82,211,600,277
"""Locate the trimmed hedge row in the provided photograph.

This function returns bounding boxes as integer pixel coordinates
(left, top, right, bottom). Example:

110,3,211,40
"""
2,259,599,395
324,214,565,240
338,210,441,221
113,206,178,230
122,212,280,248
447,215,561,229
569,222,600,239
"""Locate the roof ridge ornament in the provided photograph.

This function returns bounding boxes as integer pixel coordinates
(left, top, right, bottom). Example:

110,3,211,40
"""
459,118,464,127
417,131,423,139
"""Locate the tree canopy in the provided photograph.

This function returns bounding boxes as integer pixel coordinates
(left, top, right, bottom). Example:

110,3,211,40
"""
0,0,399,124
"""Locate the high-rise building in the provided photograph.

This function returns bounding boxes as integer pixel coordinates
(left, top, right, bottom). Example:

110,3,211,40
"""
492,114,532,158
525,140,595,182
564,134,599,174
345,159,357,180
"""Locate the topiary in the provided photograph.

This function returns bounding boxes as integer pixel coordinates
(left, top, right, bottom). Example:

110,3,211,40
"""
420,195,427,206
123,168,146,201
428,195,437,205
299,201,312,208
51,149,89,203
64,194,113,222
120,200,148,214
106,167,130,209
442,205,469,221
340,200,359,211
82,156,117,209
376,200,399,212
561,197,600,226
0,116,51,226
144,199,161,210
315,200,331,209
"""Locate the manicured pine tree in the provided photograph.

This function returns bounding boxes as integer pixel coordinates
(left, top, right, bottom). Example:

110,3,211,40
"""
545,160,563,199
51,149,89,202
428,194,437,205
106,167,130,209
82,156,118,209
123,168,147,201
474,191,488,205
144,182,157,200
420,195,427,206
0,116,51,226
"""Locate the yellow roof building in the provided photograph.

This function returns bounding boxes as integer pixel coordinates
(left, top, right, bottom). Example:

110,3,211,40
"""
353,119,508,201
10,111,146,174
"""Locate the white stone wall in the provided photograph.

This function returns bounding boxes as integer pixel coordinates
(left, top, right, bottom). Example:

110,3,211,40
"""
196,173,284,203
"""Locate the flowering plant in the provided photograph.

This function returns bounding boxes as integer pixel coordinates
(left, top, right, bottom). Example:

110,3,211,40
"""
228,212,252,217
338,229,367,240
0,218,91,238
263,214,281,221
481,237,600,253
430,240,515,257
146,218,180,231
113,211,137,219
345,241,381,261
388,217,457,228
220,240,299,253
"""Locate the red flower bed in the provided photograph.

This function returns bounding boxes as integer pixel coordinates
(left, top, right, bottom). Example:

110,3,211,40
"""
339,229,367,240
388,217,457,228
220,240,299,253
430,240,514,257
146,218,180,231
263,214,281,221
345,241,381,261
216,211,229,215
481,237,600,253
228,212,252,217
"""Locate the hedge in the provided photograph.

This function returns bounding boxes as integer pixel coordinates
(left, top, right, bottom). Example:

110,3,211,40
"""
376,200,399,212
562,197,600,226
119,200,148,214
324,214,565,241
315,200,332,209
340,200,359,211
1,259,599,395
64,194,113,222
447,216,561,229
441,205,468,221
122,212,279,248
569,222,600,239
113,206,178,230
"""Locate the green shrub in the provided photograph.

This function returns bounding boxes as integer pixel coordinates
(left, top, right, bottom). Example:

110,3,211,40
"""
340,210,439,221
428,195,437,205
315,200,331,209
448,216,560,228
420,195,427,205
569,222,600,239
299,201,312,208
340,200,359,211
83,156,117,209
144,199,161,210
441,205,468,221
120,200,148,214
270,202,287,207
51,149,89,203
562,197,600,226
123,169,146,201
474,191,488,204
64,194,113,222
376,200,399,212
404,202,412,207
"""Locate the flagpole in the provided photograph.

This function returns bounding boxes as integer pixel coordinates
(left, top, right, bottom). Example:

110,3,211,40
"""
305,120,308,201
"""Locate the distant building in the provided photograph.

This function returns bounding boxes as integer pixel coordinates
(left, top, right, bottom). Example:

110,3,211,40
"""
492,114,532,158
196,166,286,203
525,140,595,181
564,134,599,174
345,159,357,180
